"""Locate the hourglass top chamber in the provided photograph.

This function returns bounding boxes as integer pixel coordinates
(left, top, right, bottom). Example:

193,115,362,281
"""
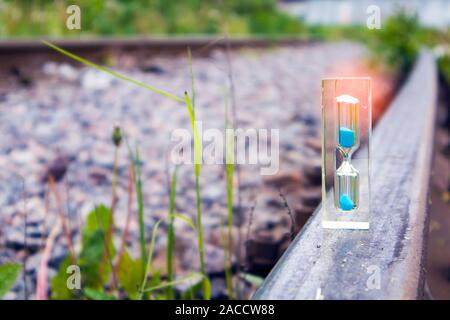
321,78,371,230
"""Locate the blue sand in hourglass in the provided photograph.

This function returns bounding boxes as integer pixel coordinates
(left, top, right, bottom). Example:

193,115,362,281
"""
339,127,355,148
339,194,354,211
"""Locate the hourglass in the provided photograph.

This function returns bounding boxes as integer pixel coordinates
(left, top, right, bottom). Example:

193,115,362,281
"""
335,94,359,212
321,78,371,229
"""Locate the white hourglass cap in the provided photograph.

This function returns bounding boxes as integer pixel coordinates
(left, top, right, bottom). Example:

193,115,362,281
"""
336,94,359,104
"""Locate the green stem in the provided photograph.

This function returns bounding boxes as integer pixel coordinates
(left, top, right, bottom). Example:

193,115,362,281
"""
184,92,210,299
110,146,119,231
195,172,208,297
184,92,208,299
138,219,162,300
224,87,235,299
225,164,234,299
134,146,146,277
187,47,196,113
166,166,178,299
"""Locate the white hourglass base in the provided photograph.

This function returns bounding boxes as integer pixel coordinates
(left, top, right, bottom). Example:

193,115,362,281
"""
322,220,370,230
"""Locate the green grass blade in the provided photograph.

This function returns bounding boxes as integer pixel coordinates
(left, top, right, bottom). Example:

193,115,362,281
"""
134,145,147,276
41,40,184,103
166,166,178,299
187,47,196,113
184,91,208,299
224,87,235,299
141,273,203,294
221,218,233,299
138,219,163,300
124,141,147,278
203,276,212,300
184,92,202,168
171,213,196,232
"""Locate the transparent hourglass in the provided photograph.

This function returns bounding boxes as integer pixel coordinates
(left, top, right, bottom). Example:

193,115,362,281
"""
321,78,371,229
334,94,360,212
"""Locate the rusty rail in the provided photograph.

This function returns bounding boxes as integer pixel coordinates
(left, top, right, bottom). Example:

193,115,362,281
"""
0,36,312,54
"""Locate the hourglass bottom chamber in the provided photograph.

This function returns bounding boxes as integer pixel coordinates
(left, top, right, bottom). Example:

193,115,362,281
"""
322,157,370,230
334,161,359,212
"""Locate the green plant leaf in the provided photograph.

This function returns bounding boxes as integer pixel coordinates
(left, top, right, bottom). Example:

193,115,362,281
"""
240,272,264,287
0,263,22,298
117,251,143,300
83,204,112,240
51,256,77,300
78,205,114,289
84,287,116,300
79,230,109,288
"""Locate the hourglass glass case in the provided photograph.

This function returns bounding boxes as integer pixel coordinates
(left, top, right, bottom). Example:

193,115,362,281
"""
321,77,371,229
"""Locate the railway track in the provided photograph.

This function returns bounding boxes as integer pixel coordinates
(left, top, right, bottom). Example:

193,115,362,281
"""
0,36,312,54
